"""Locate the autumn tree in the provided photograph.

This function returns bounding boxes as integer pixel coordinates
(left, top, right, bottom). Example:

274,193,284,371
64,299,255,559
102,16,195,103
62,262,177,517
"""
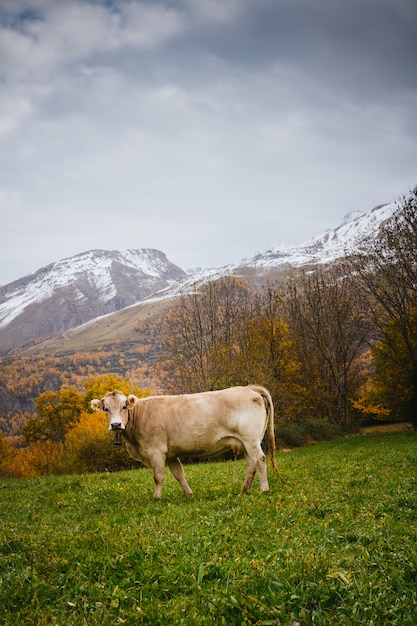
351,187,417,427
22,387,84,444
159,278,255,393
282,265,371,428
360,309,417,423
82,373,149,408
158,279,304,432
11,375,151,477
235,287,305,424
0,431,13,477
1,439,66,477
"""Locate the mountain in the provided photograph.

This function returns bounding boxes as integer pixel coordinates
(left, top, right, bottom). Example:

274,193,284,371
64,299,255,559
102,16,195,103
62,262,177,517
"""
0,200,399,357
0,249,187,354
137,201,398,300
233,202,396,273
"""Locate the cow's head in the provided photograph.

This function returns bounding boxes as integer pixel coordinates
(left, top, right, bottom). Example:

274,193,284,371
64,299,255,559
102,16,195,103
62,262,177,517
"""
90,390,138,431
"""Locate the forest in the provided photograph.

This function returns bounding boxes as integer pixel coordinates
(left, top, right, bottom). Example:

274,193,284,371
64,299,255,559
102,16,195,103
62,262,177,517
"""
0,188,416,478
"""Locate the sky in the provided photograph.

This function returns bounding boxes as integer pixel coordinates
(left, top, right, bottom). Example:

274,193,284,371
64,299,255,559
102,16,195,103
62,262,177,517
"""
1,0,416,285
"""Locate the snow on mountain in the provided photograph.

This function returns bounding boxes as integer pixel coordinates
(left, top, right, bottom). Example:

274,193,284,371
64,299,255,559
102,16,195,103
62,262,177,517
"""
0,249,186,353
133,201,399,309
237,202,397,272
0,248,185,328
0,199,401,355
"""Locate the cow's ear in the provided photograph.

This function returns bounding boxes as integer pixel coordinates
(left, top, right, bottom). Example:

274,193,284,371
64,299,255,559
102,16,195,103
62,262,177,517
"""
127,394,137,408
90,399,103,412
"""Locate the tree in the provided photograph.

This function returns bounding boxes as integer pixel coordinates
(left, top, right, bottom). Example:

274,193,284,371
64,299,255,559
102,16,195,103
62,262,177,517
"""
159,279,304,434
282,265,371,428
82,373,149,408
159,278,255,392
14,375,150,477
0,431,13,477
236,287,305,424
351,187,417,427
22,387,84,444
371,310,417,421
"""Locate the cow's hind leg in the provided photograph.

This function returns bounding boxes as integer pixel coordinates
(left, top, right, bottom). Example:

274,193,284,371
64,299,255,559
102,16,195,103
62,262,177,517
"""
242,443,270,493
167,458,193,496
242,452,256,492
256,449,270,493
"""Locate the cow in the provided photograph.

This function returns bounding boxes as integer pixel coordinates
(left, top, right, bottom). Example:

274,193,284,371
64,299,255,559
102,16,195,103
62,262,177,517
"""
91,385,279,499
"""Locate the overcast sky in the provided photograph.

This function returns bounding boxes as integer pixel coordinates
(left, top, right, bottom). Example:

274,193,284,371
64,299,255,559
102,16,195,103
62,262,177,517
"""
1,0,416,285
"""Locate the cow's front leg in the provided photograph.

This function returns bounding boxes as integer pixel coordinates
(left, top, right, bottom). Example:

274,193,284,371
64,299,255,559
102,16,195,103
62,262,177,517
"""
150,454,166,499
167,458,193,496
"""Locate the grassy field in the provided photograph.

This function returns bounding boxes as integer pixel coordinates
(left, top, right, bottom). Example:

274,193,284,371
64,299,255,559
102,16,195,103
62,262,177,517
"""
1,431,416,625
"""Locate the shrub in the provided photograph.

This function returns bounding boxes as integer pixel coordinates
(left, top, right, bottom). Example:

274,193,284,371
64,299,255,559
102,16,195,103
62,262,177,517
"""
1,440,65,478
301,416,341,441
279,424,306,448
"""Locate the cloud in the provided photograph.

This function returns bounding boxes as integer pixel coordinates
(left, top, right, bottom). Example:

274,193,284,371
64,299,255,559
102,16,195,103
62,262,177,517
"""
0,0,416,285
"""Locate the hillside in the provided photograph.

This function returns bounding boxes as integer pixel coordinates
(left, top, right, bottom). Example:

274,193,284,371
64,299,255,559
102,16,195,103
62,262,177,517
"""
23,295,172,357
0,200,398,358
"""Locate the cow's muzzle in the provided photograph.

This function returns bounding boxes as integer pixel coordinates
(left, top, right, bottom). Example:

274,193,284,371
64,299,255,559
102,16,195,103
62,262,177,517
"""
109,422,124,445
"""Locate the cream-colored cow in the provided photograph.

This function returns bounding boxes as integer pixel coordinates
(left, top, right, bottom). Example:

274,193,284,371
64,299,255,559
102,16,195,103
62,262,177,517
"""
91,385,278,499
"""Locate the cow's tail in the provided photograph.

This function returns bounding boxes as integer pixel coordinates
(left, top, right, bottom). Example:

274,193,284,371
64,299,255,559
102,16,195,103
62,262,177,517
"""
252,385,286,483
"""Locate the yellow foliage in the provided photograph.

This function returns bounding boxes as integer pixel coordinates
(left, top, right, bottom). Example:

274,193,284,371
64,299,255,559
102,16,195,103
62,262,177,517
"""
351,381,391,420
64,411,137,473
83,374,150,406
1,440,65,478
1,378,150,478
65,410,109,453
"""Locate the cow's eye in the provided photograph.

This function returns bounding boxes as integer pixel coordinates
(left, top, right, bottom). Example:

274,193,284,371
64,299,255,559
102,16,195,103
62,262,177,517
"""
122,404,127,410
103,407,108,412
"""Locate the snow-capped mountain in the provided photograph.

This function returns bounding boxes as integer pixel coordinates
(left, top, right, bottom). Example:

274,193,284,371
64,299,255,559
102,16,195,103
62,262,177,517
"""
165,202,398,297
235,202,396,272
0,249,186,354
0,199,400,355
142,201,398,303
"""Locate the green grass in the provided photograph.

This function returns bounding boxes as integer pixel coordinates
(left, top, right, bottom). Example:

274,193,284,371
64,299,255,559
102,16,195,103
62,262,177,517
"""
1,432,416,625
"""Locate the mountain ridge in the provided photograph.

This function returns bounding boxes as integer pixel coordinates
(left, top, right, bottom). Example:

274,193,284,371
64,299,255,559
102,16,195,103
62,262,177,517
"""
0,248,186,354
0,199,399,356
235,201,395,272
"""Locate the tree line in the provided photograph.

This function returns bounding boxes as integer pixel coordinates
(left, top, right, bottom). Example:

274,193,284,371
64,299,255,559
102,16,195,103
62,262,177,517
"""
0,187,416,477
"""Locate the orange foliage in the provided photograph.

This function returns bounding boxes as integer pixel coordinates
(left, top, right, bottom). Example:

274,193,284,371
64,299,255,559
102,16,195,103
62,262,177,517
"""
0,347,156,437
1,440,65,478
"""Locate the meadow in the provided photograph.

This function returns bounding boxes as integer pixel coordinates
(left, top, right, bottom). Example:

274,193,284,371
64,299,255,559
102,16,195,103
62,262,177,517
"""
1,431,416,625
